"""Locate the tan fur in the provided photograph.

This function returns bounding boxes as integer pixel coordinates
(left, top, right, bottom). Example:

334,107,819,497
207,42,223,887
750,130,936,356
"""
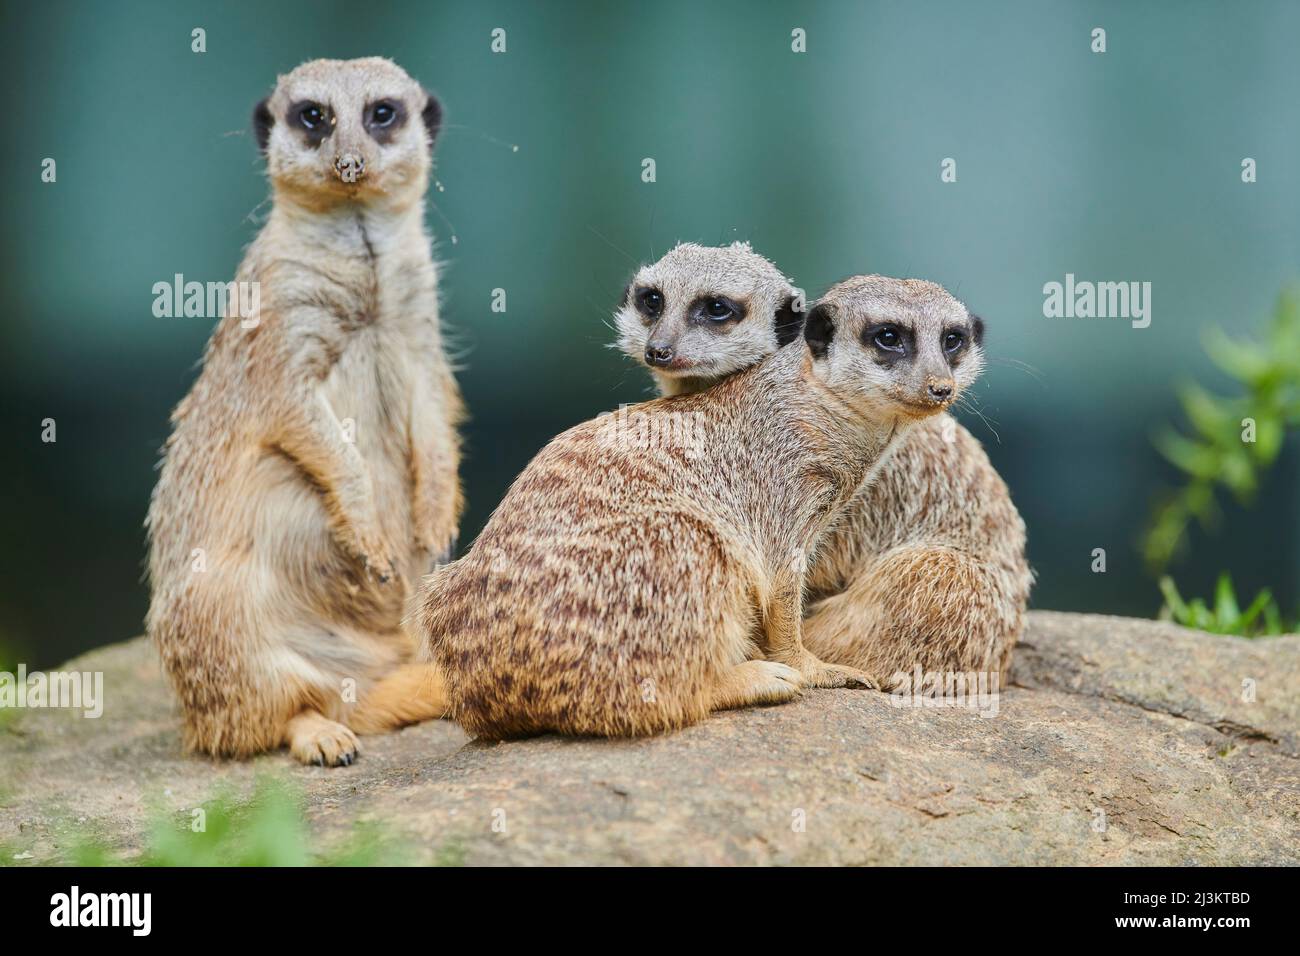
802,416,1031,685
417,276,976,739
346,663,449,733
145,58,462,765
616,244,1031,689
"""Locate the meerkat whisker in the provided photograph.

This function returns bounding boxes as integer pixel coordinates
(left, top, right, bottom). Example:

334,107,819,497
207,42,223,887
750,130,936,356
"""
587,225,640,268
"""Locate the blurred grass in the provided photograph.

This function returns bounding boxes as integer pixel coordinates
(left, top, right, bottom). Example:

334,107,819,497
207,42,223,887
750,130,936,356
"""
1,775,460,867
0,647,17,736
1159,572,1291,637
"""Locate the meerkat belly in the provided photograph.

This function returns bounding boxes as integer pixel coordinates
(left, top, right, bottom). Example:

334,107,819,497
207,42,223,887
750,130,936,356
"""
227,325,421,641
809,416,983,592
321,324,418,543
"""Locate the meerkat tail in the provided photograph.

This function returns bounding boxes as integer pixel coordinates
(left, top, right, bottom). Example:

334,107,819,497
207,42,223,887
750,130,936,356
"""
346,662,450,733
803,543,1022,687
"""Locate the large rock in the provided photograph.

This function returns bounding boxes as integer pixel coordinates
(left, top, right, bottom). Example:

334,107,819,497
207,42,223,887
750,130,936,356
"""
2,612,1297,865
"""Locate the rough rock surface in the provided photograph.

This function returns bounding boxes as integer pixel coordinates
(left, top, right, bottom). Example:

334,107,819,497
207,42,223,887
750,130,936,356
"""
2,612,1297,865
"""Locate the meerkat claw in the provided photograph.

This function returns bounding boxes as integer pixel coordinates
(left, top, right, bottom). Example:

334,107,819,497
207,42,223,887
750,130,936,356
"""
288,712,360,767
797,660,880,690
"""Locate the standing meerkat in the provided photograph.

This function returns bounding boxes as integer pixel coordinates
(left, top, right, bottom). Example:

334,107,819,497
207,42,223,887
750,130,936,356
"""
146,58,462,766
416,275,983,739
614,242,1031,687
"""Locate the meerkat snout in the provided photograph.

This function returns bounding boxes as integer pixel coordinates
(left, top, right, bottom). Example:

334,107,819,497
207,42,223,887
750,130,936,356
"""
644,342,675,367
925,377,954,402
334,152,366,182
805,276,984,419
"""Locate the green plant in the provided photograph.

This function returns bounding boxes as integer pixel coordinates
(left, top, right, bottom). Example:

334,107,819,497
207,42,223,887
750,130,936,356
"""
2,775,447,867
1158,573,1288,637
142,776,314,866
1144,287,1300,570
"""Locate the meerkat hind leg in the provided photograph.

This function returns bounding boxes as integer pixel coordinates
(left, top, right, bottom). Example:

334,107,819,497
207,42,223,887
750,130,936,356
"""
761,578,878,690
286,710,360,767
803,544,1012,687
710,660,803,711
347,662,449,734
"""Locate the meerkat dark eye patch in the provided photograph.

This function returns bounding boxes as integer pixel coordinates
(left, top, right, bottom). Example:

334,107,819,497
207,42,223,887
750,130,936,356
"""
804,304,836,359
253,98,273,153
689,295,746,324
365,99,408,143
774,294,804,347
289,100,333,147
864,322,913,362
635,286,664,319
421,91,442,146
970,314,985,346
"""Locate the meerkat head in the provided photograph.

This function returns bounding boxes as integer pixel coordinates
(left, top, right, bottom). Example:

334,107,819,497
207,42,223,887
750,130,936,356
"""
614,241,804,396
802,276,984,421
253,57,440,211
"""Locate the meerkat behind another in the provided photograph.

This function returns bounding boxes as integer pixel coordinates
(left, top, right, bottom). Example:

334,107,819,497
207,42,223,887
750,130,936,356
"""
417,275,983,739
146,58,463,766
615,243,1032,687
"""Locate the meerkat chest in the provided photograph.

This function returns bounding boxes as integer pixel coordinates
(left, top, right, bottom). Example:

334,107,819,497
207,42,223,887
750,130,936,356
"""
319,266,438,461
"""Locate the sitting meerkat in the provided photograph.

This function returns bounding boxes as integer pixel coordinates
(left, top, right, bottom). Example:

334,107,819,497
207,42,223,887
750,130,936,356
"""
146,58,462,766
416,275,983,739
614,242,1031,687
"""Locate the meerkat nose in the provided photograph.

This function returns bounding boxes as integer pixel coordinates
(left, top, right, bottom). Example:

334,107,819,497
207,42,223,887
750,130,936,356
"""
645,344,675,367
927,381,954,401
334,153,366,183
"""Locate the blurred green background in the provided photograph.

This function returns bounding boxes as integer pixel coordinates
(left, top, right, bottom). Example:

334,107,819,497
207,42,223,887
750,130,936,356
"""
2,0,1296,667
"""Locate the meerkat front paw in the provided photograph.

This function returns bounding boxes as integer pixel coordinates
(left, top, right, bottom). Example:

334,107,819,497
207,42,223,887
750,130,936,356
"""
286,712,360,767
361,550,403,586
339,526,402,585
711,660,804,712
416,529,457,566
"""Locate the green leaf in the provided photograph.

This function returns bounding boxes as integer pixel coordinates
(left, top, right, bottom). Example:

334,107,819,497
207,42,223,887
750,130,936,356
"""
1178,382,1233,440
1202,328,1271,384
1158,575,1187,621
1250,415,1284,463
1218,449,1258,499
1238,587,1274,631
1213,572,1239,627
1154,430,1219,479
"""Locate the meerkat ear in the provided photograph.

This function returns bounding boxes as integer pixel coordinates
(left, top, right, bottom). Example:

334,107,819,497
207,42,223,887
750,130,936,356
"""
421,91,443,146
804,303,836,358
971,314,985,346
619,279,634,308
774,294,805,347
253,98,273,153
